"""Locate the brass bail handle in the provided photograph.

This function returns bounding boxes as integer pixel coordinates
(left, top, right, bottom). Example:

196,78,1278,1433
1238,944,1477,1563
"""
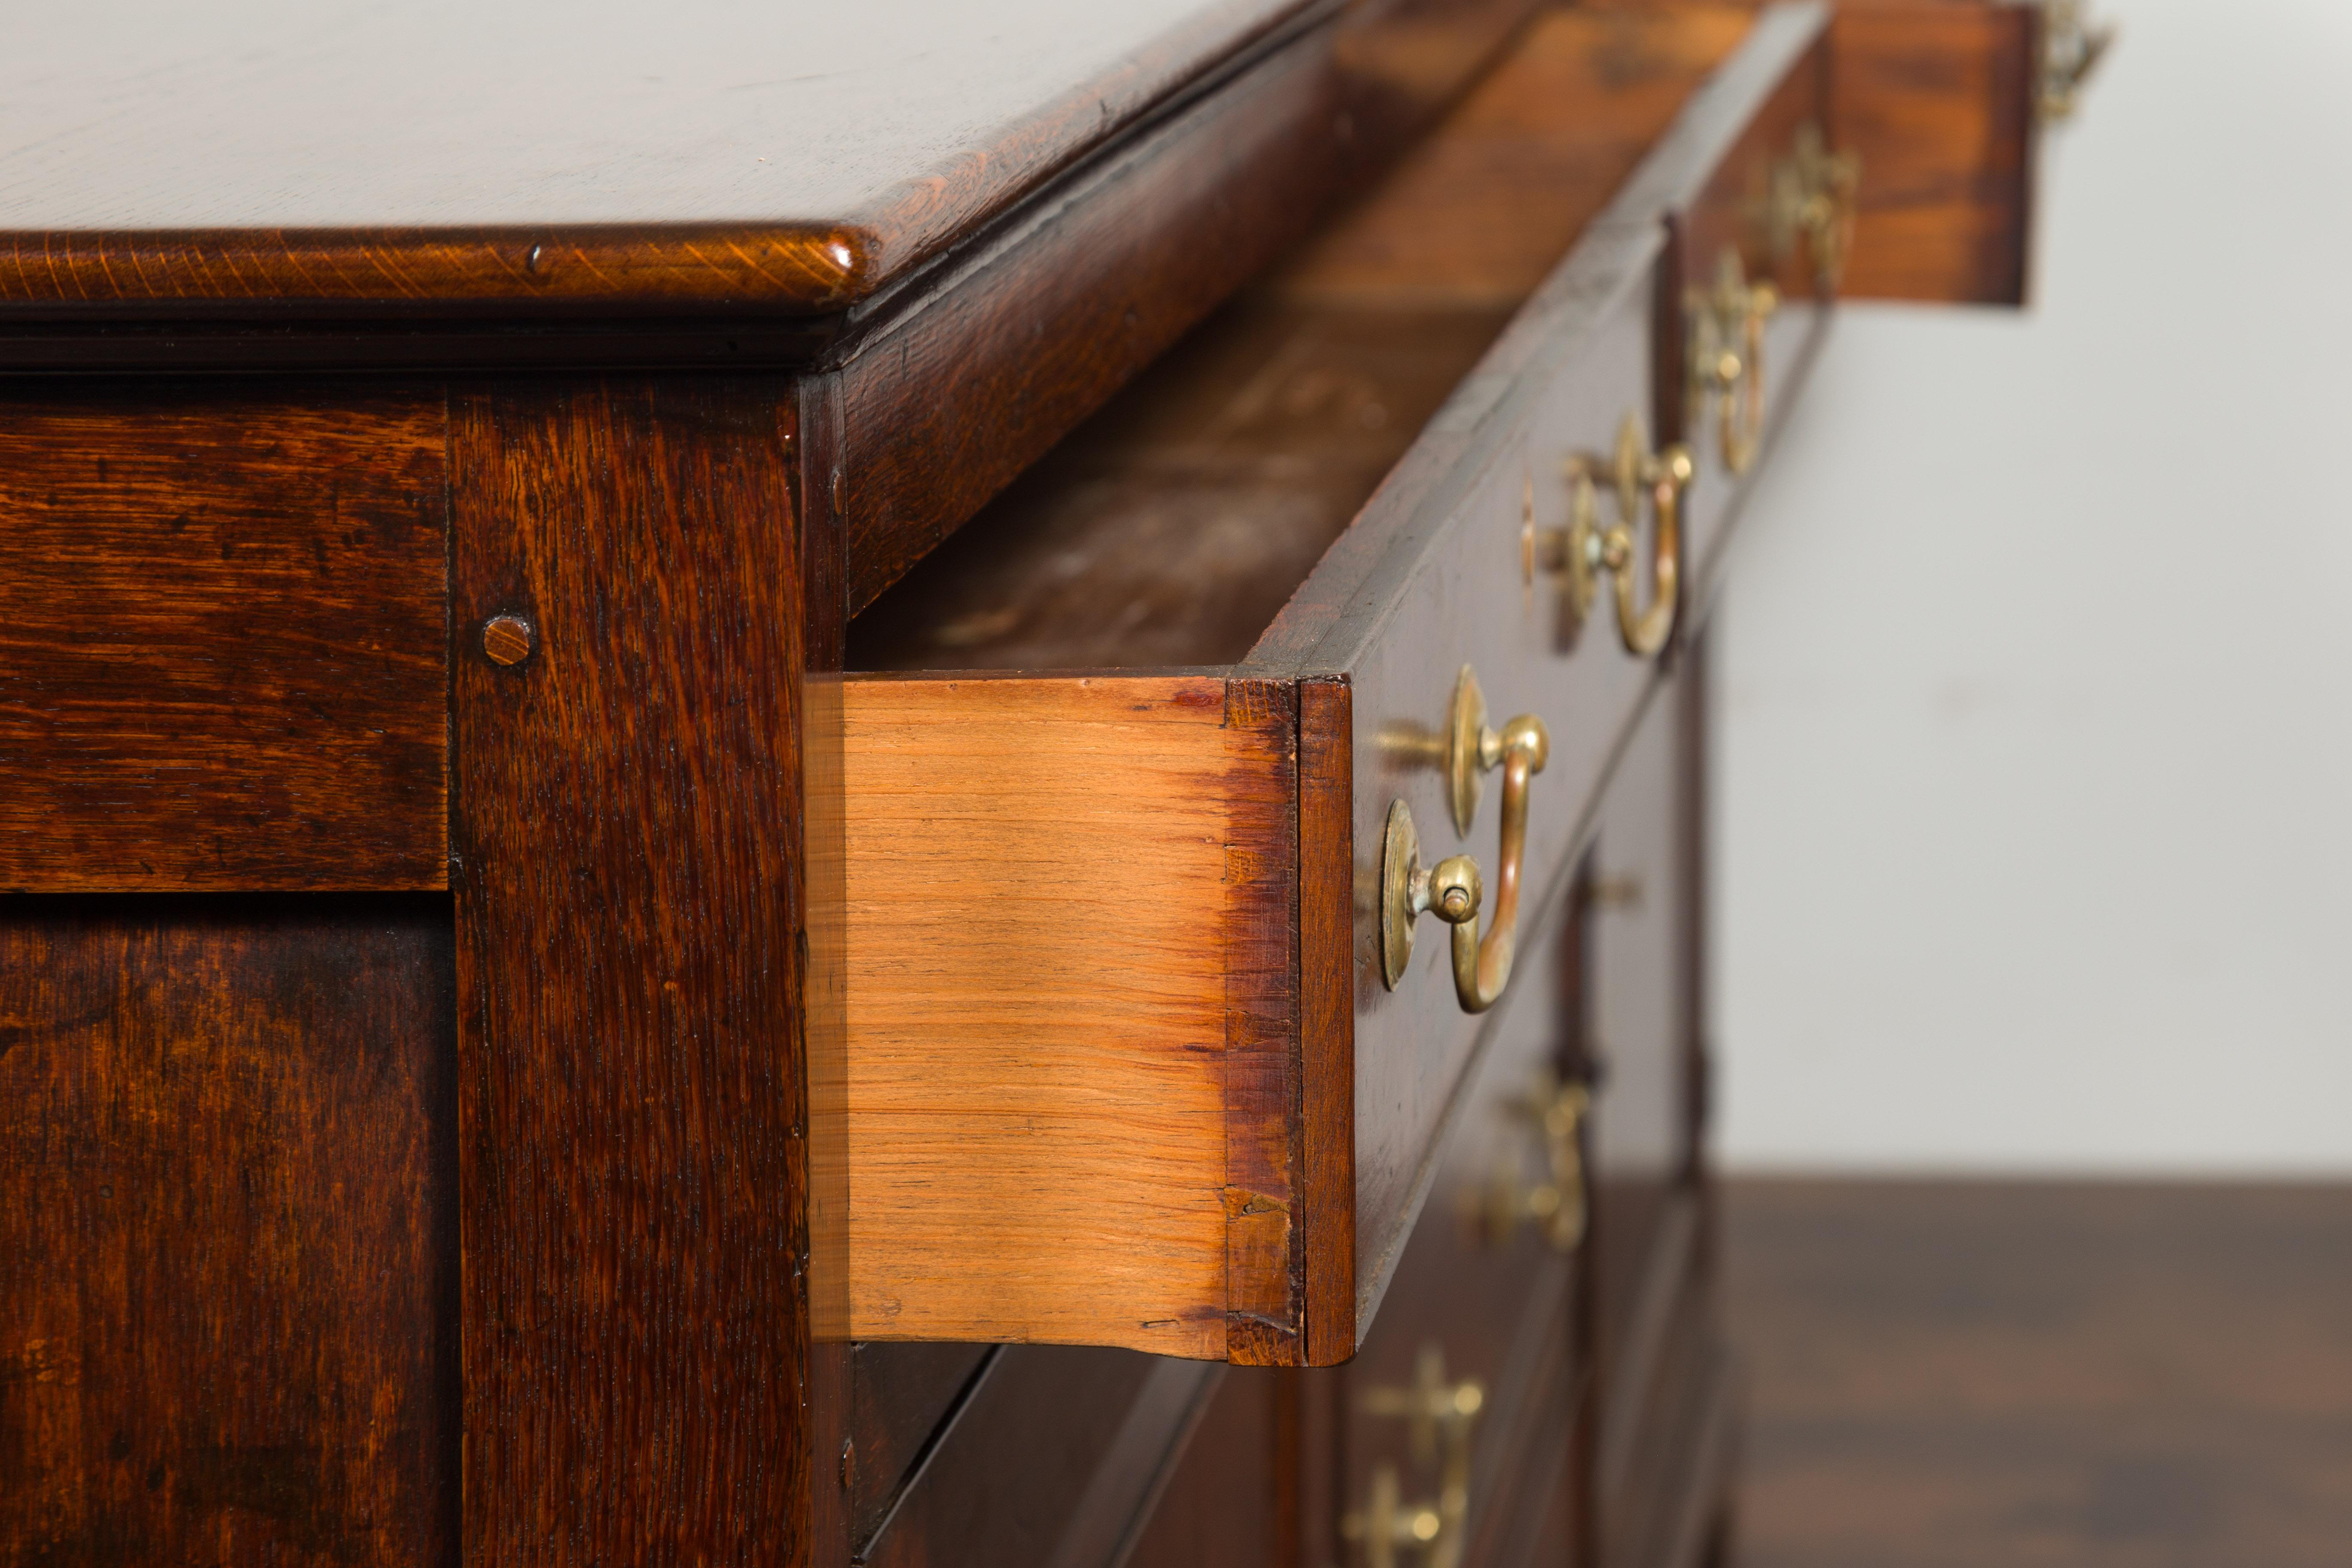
1553,413,1690,658
1344,1344,1485,1568
1473,1070,1592,1253
1768,122,1860,291
1689,247,1778,476
1380,668,1550,1015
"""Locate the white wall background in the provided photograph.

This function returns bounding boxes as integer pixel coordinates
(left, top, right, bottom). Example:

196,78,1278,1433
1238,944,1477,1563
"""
1713,0,2352,1174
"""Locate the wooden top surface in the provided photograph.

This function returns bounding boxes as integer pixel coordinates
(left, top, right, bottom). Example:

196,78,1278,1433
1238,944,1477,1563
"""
0,0,1312,312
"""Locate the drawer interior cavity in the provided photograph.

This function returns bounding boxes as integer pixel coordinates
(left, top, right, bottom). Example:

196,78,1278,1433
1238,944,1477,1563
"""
848,9,1750,675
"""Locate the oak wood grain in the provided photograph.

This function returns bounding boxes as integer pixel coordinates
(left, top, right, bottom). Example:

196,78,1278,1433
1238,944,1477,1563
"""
1568,0,2039,305
0,388,447,892
842,674,1289,1360
449,380,806,1563
0,896,457,1567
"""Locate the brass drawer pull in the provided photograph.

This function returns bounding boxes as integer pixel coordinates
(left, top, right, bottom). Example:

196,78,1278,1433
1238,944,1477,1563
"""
1380,673,1549,1014
2039,0,2115,123
1529,413,1690,658
1346,1345,1484,1568
1767,122,1860,291
1471,1071,1591,1253
1688,248,1779,476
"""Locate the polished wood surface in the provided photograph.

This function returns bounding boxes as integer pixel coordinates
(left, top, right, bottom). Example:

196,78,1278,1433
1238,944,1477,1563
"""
449,381,808,1560
0,0,1311,310
1727,1180,2352,1568
0,897,456,1565
0,390,446,892
841,675,1293,1360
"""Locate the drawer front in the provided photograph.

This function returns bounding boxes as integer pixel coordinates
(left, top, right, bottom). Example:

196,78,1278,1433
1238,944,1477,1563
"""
1667,28,1837,618
1586,672,1698,1403
1256,6,1835,1349
1328,879,1590,1568
1277,253,1665,1340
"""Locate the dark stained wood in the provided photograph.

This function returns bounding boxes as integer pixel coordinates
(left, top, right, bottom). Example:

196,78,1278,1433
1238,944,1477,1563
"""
1328,875,1587,1568
1224,679,1306,1366
0,1,1322,311
1599,1210,1727,1568
0,895,457,1566
858,1348,1219,1568
1832,2,2037,306
0,0,1531,386
1123,1369,1283,1568
1726,1181,2352,1568
448,380,807,1562
799,356,857,1568
1298,677,1357,1364
0,388,447,893
1589,677,1695,1409
1569,0,2039,306
848,1344,996,1547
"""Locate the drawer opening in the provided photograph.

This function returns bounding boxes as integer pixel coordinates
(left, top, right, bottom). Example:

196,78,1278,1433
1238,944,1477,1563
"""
830,6,1829,1369
848,7,1757,677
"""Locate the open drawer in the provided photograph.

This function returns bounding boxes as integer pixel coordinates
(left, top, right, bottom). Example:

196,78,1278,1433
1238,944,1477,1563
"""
833,4,1839,1368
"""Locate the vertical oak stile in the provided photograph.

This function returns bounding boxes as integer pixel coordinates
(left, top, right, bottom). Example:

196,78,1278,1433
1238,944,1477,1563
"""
449,380,809,1562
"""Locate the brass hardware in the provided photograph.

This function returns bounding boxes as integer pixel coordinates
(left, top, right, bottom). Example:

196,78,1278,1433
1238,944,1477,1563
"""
1346,1345,1485,1568
1376,666,1515,833
1342,1464,1443,1568
1531,413,1689,658
1471,1071,1592,1253
1765,122,1860,291
1442,665,1546,839
2038,0,2114,122
1687,248,1779,475
1380,799,1477,992
1379,696,1547,1013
